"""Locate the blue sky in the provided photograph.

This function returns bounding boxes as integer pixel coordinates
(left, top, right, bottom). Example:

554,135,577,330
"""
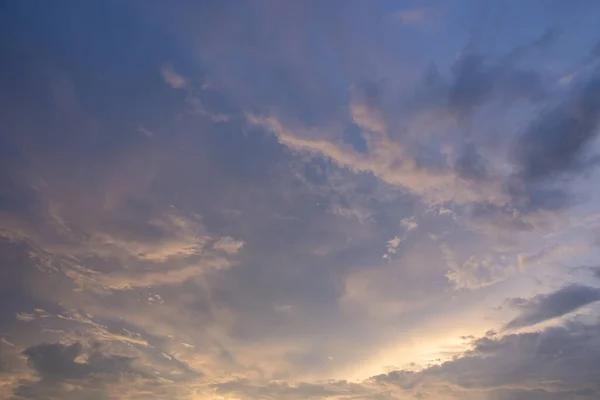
2,1,600,399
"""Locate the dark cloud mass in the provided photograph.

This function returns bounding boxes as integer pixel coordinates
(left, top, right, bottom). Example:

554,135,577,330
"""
11,342,161,400
2,0,600,399
515,74,600,183
505,285,600,330
23,342,138,380
375,319,600,399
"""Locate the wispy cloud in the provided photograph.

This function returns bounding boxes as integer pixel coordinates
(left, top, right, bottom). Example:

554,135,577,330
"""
213,236,245,254
160,65,187,89
393,7,430,24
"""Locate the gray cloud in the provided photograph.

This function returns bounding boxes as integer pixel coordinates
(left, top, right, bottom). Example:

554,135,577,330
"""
10,342,140,400
588,266,600,280
513,74,600,183
23,342,139,380
454,142,489,181
375,320,600,399
9,341,193,400
427,45,549,128
461,71,600,222
505,285,600,330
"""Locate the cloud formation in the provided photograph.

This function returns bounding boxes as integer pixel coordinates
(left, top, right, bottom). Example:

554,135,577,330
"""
505,285,600,330
375,319,600,399
2,1,600,399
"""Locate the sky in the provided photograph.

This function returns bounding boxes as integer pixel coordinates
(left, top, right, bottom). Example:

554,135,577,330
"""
2,1,600,399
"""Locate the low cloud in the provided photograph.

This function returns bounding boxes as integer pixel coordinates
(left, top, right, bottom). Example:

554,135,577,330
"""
66,256,230,291
374,319,600,398
23,342,138,379
513,75,600,183
505,285,600,330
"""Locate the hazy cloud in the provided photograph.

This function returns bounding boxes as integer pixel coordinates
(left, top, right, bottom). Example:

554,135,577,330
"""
393,7,430,25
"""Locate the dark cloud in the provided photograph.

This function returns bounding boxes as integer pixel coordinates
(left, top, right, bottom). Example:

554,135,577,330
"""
23,342,138,380
375,320,600,398
505,285,600,330
448,53,495,121
454,142,489,181
463,72,600,220
505,180,574,213
514,74,600,183
447,51,547,124
9,341,173,400
589,266,600,280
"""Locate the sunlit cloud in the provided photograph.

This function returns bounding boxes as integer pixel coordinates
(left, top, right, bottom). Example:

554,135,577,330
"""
213,236,245,254
160,64,187,89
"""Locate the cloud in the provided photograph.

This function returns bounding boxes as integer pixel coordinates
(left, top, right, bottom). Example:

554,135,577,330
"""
159,65,232,122
16,313,36,322
246,113,505,205
23,342,137,380
0,337,20,373
512,73,600,186
505,26,563,62
468,202,534,232
383,218,418,259
83,212,209,263
446,254,516,290
213,236,245,254
420,49,547,128
401,217,418,231
393,8,430,24
137,125,154,138
586,266,600,280
12,344,159,400
244,44,555,211
160,65,187,89
9,340,197,400
516,243,588,269
387,236,401,251
454,142,489,181
66,256,231,291
3,2,600,400
374,319,600,398
505,285,600,330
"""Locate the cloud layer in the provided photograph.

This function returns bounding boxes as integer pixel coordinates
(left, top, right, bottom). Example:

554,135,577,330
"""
2,1,600,399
